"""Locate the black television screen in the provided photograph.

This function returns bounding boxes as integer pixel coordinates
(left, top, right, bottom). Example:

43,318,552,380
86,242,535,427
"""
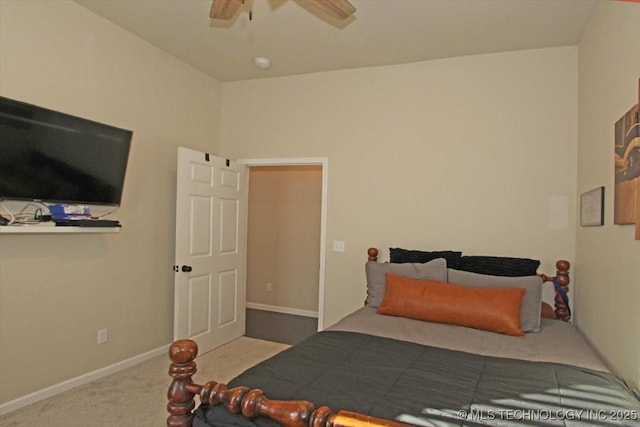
0,96,132,206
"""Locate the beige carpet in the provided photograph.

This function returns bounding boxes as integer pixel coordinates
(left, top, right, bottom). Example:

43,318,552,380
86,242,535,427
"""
0,337,289,427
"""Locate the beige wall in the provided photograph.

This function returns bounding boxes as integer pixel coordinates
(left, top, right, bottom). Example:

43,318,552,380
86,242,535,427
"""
246,166,322,312
576,1,640,390
3,0,636,409
220,46,579,328
0,1,221,403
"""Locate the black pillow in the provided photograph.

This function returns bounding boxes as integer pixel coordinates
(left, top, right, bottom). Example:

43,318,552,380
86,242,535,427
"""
456,256,540,277
389,248,462,269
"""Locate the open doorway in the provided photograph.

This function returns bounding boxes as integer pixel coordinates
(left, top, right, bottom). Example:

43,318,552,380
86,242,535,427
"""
242,158,327,345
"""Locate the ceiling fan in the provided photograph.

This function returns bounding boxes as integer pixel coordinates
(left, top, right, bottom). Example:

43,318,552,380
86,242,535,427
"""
209,0,356,22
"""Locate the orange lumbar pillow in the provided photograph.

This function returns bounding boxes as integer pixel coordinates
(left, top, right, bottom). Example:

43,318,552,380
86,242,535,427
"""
377,273,526,337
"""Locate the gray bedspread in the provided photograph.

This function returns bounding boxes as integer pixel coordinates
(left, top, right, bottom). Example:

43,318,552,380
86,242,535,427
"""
194,331,640,427
328,307,609,372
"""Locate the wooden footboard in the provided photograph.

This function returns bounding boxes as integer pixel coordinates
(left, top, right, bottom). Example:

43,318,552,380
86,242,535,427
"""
167,339,410,427
168,248,571,426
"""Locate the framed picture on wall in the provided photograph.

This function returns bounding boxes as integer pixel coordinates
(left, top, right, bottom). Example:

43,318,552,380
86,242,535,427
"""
613,79,639,226
581,187,605,226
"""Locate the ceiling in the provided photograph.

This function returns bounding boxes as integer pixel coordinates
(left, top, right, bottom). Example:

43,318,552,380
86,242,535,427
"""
74,0,597,83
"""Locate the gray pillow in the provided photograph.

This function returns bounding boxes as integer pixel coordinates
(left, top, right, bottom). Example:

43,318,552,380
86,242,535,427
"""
366,258,447,308
447,268,543,333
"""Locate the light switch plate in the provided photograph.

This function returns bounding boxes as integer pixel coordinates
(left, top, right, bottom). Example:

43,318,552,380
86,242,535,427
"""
333,240,345,252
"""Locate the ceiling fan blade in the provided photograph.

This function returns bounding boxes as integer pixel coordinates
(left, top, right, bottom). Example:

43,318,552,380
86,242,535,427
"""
307,0,356,21
210,0,244,20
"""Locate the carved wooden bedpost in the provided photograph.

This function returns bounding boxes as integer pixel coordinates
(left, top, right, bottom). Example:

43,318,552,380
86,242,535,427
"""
168,339,199,427
368,247,379,262
540,260,571,322
552,260,571,321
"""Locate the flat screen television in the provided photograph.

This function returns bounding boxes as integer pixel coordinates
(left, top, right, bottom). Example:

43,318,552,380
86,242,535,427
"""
0,96,133,206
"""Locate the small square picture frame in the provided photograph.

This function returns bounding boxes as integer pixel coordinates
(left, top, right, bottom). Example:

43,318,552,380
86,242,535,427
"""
580,186,605,226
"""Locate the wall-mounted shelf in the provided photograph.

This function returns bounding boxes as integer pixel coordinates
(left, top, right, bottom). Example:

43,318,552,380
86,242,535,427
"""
0,226,121,234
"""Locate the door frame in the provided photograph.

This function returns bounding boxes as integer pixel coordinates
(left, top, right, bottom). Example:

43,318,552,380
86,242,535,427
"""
240,157,328,331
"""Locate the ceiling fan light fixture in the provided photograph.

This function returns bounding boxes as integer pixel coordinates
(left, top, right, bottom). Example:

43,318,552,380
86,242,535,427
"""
254,57,271,69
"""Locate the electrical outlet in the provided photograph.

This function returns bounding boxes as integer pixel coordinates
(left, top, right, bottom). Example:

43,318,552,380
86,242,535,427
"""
266,283,273,292
97,328,108,344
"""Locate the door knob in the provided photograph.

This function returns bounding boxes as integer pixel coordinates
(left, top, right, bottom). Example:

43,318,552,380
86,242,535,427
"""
181,265,192,272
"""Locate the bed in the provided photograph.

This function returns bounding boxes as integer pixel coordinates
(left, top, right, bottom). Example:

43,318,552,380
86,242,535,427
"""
167,248,640,427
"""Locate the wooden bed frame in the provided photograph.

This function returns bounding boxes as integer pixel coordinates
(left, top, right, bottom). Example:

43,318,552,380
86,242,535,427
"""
167,248,571,427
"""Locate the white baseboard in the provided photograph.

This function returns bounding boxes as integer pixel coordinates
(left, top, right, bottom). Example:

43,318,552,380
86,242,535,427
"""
246,302,318,318
0,343,170,416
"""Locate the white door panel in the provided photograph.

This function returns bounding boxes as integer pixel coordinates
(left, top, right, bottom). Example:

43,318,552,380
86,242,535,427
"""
174,147,247,353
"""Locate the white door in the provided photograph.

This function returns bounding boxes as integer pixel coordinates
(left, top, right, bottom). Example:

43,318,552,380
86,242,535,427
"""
174,146,247,354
